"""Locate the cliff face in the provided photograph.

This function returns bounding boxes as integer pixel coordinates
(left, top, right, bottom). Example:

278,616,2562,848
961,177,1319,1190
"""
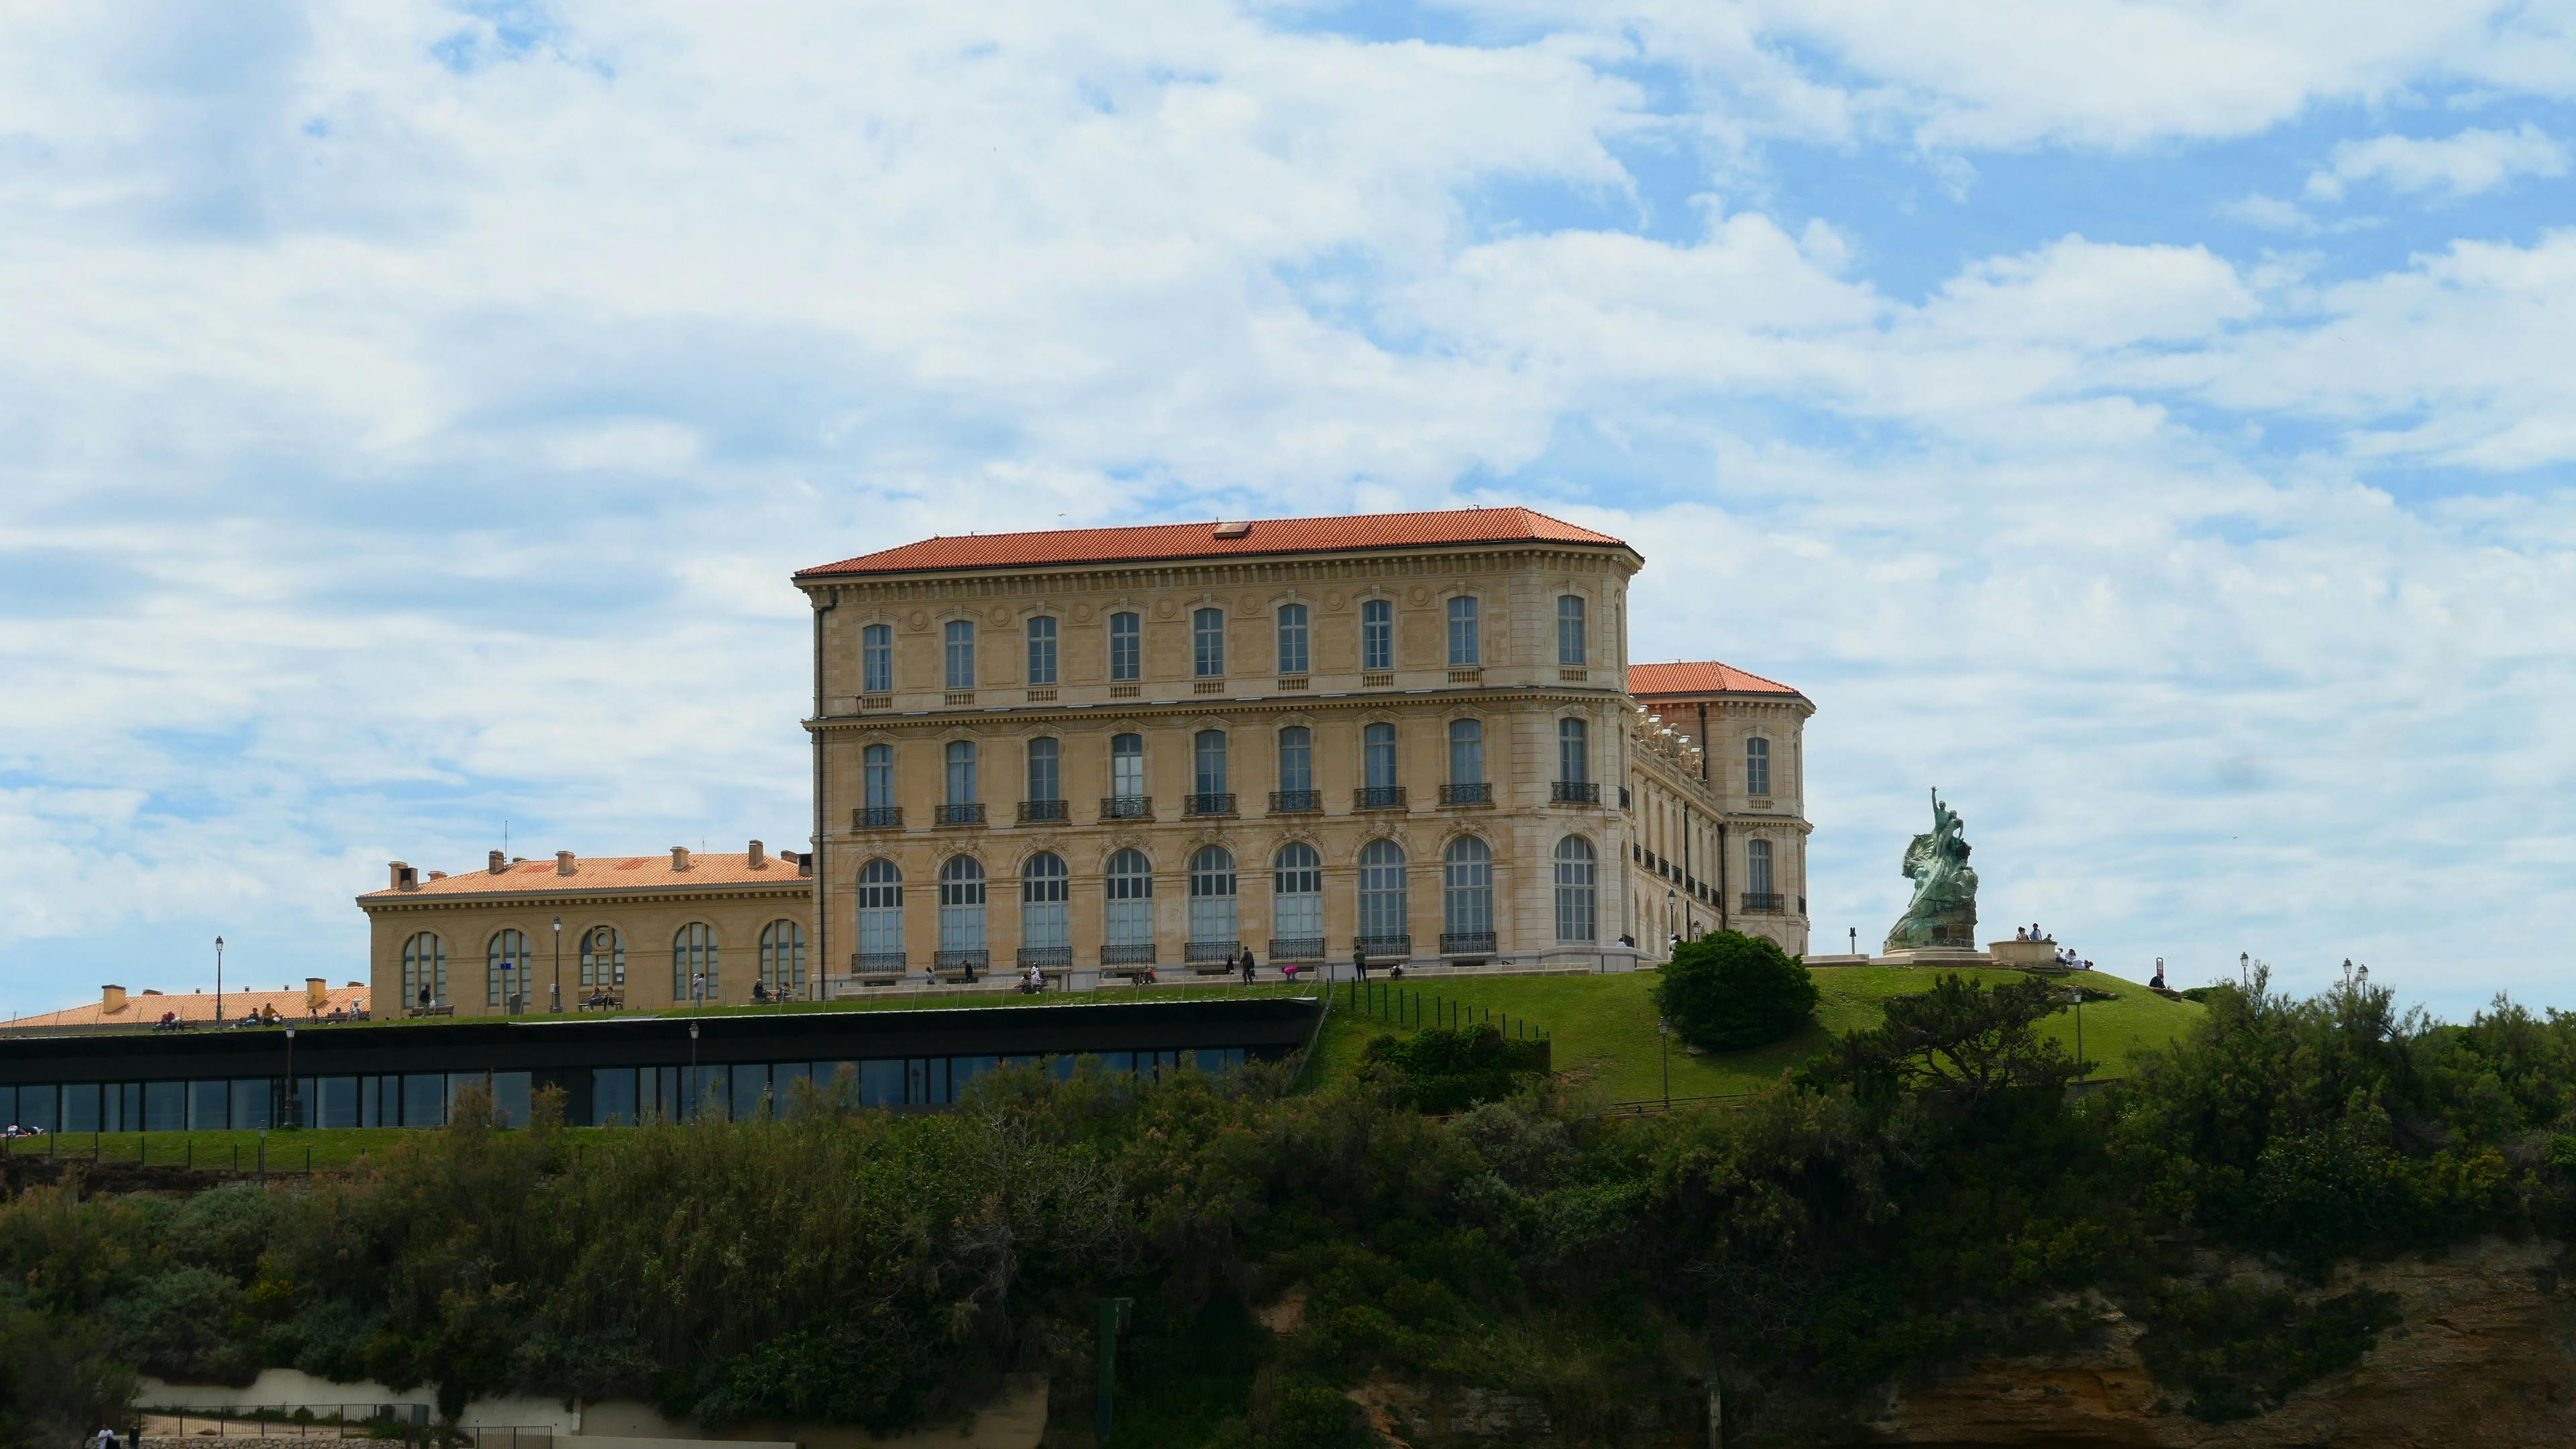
1867,1237,2576,1448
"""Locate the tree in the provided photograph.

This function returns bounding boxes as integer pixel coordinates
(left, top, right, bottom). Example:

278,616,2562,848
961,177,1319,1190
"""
1655,931,1821,1051
1799,973,2076,1114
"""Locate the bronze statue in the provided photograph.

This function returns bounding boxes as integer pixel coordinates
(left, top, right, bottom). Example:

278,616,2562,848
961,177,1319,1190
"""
1886,788,1978,951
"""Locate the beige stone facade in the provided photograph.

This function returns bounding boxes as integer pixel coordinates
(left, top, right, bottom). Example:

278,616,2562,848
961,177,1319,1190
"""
1621,696,1814,958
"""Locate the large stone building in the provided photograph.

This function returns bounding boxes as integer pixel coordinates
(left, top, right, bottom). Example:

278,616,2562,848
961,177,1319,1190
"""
355,507,1812,1016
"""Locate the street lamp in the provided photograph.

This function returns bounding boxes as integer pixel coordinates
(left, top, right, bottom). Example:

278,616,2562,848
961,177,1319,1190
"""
215,936,225,1026
1666,888,1676,957
551,916,564,1014
283,1026,298,1128
688,1021,700,1124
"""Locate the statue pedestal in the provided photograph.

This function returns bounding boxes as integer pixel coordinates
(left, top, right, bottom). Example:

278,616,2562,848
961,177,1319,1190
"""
1986,938,2065,971
1872,947,1992,968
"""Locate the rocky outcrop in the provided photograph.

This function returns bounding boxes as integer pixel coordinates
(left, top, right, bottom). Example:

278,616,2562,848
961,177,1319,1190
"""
1868,1236,2576,1447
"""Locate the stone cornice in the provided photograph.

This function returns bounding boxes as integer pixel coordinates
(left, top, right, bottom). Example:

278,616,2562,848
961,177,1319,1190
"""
792,541,1640,603
804,684,1630,732
356,880,814,914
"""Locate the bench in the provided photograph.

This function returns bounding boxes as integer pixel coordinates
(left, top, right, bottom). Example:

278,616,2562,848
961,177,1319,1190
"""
576,994,626,1012
406,1004,455,1018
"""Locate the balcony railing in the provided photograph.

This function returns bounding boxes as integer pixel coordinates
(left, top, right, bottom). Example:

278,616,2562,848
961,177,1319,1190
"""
853,806,903,830
1439,782,1492,806
1353,785,1407,810
1354,934,1413,959
1740,892,1784,914
1099,795,1154,822
1440,930,1498,956
1269,789,1322,814
849,951,908,975
933,949,989,975
934,802,986,826
1016,946,1072,969
1184,940,1242,964
1551,780,1602,805
1017,799,1070,824
1100,943,1157,967
1183,792,1237,818
1269,936,1326,962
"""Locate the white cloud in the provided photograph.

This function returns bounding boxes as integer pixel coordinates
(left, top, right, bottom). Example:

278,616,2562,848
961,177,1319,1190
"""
2305,123,2569,201
2215,192,2317,234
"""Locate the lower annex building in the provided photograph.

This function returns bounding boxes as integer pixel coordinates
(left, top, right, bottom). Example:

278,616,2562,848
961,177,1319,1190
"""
356,507,1813,1016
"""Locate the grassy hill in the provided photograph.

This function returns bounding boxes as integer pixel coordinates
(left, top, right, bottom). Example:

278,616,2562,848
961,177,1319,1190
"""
1305,965,2206,1104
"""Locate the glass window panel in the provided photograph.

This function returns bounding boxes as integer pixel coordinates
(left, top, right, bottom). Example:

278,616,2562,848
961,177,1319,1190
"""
1193,731,1228,795
1558,718,1589,783
315,1077,358,1130
1554,836,1598,942
61,1083,101,1133
945,740,978,805
1749,839,1774,894
1026,737,1060,802
17,1085,55,1133
1193,608,1225,677
403,1073,445,1128
859,1059,904,1108
144,1081,184,1132
1444,836,1493,934
1557,595,1586,665
1746,737,1771,796
1448,718,1482,784
231,1078,271,1131
945,620,975,690
189,1079,229,1130
731,1064,769,1121
1361,599,1392,671
0,1086,13,1130
591,1067,638,1126
1110,733,1144,798
1276,604,1308,674
863,623,893,694
773,1062,812,1119
951,1055,1000,1097
1364,722,1398,788
1026,615,1058,685
863,744,896,809
1188,847,1238,945
1447,596,1479,666
490,1071,532,1129
1109,612,1141,681
1358,840,1407,937
1277,727,1311,792
654,1066,681,1121
688,1065,730,1123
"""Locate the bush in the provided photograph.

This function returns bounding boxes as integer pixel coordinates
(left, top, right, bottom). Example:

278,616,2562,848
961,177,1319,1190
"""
1654,930,1820,1051
1361,1025,1549,1113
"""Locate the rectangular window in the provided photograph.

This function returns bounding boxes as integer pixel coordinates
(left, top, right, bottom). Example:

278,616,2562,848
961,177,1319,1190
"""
1277,727,1312,793
1557,596,1585,665
1110,612,1141,681
1448,720,1483,784
1026,737,1060,802
14,1085,54,1133
859,1059,906,1108
592,1067,639,1126
730,1064,770,1122
1747,738,1772,796
1026,616,1057,685
317,1077,358,1129
492,1071,532,1129
863,623,893,694
944,620,975,690
402,1073,445,1128
1111,734,1145,799
188,1079,228,1130
1364,722,1399,788
1276,604,1309,674
60,1083,100,1134
863,744,895,809
1361,599,1393,671
945,741,978,805
144,1080,184,1131
1193,607,1226,677
230,1078,270,1130
1447,596,1479,666
1195,731,1229,795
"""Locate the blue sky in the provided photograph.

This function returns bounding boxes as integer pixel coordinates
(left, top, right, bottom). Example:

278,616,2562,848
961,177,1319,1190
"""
2,1,2572,1020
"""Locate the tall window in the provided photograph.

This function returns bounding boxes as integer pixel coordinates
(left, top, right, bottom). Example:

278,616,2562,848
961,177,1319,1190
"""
863,623,893,694
1748,839,1774,895
863,743,895,809
1556,595,1585,665
1273,843,1323,943
486,928,533,1008
1026,615,1058,686
945,740,978,805
1277,726,1313,792
1110,733,1145,800
1021,853,1069,953
401,932,447,1007
1364,722,1398,788
1361,598,1393,670
1105,849,1152,947
1276,604,1309,674
1446,596,1479,666
938,857,986,952
1187,846,1238,947
1554,837,1597,942
944,620,975,690
579,925,625,988
1193,607,1226,677
1443,837,1493,939
1026,737,1061,802
1194,730,1229,796
759,920,807,996
672,923,718,1000
1746,737,1771,796
1358,840,1407,941
1558,717,1590,782
1446,718,1483,784
1109,611,1141,681
856,860,903,955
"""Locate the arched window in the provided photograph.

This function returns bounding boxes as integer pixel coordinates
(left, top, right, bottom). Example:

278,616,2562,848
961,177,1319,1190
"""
1193,606,1226,677
1442,837,1493,946
938,856,986,954
759,920,807,996
1276,603,1309,675
1364,722,1398,788
1110,733,1145,803
1277,725,1313,794
1026,614,1058,686
863,743,895,810
1108,610,1141,681
856,859,904,959
863,623,894,694
1187,846,1238,950
1358,839,1407,946
945,739,978,806
1446,718,1483,785
1748,838,1774,896
1273,842,1323,947
1446,596,1479,666
486,928,533,1009
1021,853,1069,958
579,925,625,988
672,923,718,1002
1556,595,1585,665
944,619,976,690
1104,849,1153,948
1557,717,1590,784
1554,837,1597,943
1746,737,1771,797
401,932,447,1008
1026,736,1061,804
1360,598,1393,671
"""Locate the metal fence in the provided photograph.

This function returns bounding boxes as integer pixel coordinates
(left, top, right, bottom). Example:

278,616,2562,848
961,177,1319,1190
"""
141,1407,551,1449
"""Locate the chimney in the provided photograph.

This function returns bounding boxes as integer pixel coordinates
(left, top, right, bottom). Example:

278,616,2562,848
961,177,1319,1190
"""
390,861,419,891
799,850,814,877
556,850,577,876
305,977,328,1011
426,870,447,880
748,839,766,869
488,849,507,875
671,845,692,871
102,984,127,1014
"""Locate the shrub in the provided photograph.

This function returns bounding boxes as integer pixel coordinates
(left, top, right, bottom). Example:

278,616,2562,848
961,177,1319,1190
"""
1361,1025,1548,1113
1655,930,1820,1051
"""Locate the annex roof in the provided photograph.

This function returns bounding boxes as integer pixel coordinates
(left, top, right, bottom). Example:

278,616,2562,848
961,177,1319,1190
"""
13,984,370,1030
1627,659,1803,699
794,506,1631,578
359,852,810,905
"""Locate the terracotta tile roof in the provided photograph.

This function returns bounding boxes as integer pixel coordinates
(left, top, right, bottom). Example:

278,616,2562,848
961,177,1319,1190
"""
1627,659,1803,698
359,852,811,903
13,984,371,1030
795,506,1631,578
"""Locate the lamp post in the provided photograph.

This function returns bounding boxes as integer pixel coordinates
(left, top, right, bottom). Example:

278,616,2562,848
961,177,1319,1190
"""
551,916,564,1014
215,936,225,1026
282,1027,298,1128
1666,887,1676,957
688,1020,700,1124
1658,1016,1670,1109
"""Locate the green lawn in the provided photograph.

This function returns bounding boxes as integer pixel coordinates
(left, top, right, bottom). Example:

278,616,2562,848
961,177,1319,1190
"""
1307,966,2205,1104
3,1127,408,1171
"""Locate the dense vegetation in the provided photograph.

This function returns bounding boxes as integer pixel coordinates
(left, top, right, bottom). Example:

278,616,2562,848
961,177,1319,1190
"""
1653,930,1820,1051
6,969,2575,1448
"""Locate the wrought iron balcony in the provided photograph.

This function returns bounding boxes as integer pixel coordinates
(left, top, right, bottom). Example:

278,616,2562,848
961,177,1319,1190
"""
1439,782,1492,806
852,806,903,830
1440,930,1498,956
1099,795,1154,822
1739,892,1784,914
1354,934,1413,959
1016,799,1069,824
1268,789,1322,814
934,802,986,826
1353,786,1407,810
1183,792,1237,818
1015,946,1072,969
1184,939,1242,964
1269,936,1326,962
1099,943,1157,967
849,951,908,975
932,949,989,974
1550,780,1602,805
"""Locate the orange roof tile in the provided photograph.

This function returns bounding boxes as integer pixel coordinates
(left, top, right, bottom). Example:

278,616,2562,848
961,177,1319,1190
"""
1627,659,1803,698
13,984,372,1030
796,506,1631,578
359,852,811,904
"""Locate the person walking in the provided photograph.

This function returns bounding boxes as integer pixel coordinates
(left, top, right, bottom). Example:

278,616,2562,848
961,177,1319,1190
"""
1351,944,1369,983
690,969,706,1006
1238,946,1256,985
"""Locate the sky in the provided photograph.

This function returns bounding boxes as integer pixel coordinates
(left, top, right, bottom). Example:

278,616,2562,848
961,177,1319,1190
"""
3,1,2572,1022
